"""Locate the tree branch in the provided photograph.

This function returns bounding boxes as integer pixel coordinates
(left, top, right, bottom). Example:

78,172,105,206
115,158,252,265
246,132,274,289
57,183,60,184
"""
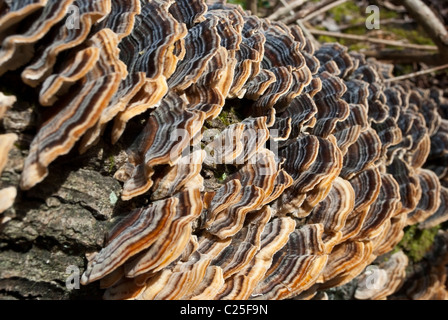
384,63,448,83
268,0,307,21
338,18,414,31
281,0,335,25
247,0,258,16
300,0,349,22
401,0,448,62
363,49,443,65
308,29,439,51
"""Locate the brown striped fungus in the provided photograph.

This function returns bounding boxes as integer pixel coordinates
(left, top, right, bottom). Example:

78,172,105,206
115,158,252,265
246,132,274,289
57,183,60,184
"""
0,0,447,300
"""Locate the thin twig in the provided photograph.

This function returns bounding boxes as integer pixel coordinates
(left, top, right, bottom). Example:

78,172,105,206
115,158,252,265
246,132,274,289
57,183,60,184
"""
309,29,439,51
247,0,257,16
377,0,407,13
401,0,448,62
268,0,307,20
301,0,349,22
281,0,334,25
299,21,321,49
384,63,448,83
338,18,414,31
363,49,442,65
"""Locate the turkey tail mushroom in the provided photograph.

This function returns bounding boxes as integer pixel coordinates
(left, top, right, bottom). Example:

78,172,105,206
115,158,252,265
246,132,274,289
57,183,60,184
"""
1,0,448,301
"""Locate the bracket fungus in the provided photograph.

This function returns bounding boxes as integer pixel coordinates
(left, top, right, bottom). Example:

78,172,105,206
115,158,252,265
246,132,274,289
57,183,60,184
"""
0,92,17,214
355,250,409,300
0,0,448,300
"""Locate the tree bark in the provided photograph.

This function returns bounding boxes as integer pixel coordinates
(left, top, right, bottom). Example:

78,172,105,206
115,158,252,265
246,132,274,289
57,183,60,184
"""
0,79,135,299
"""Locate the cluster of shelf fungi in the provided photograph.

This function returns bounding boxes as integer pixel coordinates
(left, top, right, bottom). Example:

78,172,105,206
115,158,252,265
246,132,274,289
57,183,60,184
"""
0,0,447,300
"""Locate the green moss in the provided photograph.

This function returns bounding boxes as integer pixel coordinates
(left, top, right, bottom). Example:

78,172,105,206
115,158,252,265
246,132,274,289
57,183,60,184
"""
227,0,246,9
328,2,362,24
14,142,27,151
317,35,338,44
393,64,414,77
212,104,245,128
215,171,227,182
329,4,398,25
211,163,239,184
348,43,370,51
320,3,433,49
317,33,369,51
258,0,270,9
394,224,441,263
379,8,399,20
218,110,231,127
345,27,367,36
383,26,435,46
108,155,115,173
